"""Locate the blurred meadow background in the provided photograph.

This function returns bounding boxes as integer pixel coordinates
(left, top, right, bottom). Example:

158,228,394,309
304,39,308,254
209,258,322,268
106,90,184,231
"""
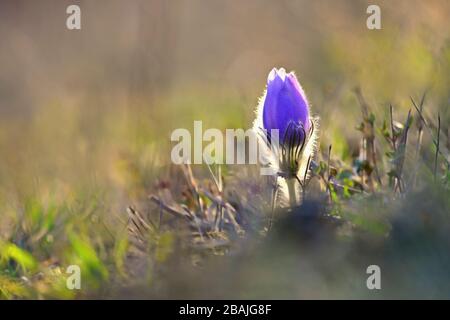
0,0,449,299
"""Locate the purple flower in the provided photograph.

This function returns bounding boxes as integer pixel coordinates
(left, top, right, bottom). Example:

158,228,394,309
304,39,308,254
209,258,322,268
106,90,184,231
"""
262,68,310,141
254,67,318,205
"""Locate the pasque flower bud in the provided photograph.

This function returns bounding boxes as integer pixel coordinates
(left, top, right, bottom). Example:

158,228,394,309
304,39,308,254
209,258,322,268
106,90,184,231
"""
254,67,318,207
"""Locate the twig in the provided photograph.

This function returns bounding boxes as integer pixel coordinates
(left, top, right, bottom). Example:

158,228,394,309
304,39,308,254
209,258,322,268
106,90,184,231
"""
206,163,221,192
268,177,278,232
389,104,396,149
303,155,312,192
411,93,426,189
415,93,426,157
317,172,366,195
309,160,367,194
181,164,204,216
206,163,223,231
148,195,192,220
354,87,382,186
393,110,412,194
411,97,449,167
326,145,332,202
434,113,441,180
199,187,242,233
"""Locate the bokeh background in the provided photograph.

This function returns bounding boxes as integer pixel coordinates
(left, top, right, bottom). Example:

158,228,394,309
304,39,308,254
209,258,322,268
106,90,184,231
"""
0,0,449,299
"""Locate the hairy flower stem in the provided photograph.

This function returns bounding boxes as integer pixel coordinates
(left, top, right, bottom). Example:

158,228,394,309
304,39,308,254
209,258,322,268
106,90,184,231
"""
286,178,297,207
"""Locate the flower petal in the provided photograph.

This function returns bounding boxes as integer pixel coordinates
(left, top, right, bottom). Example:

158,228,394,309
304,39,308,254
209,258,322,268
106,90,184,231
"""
262,68,310,139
